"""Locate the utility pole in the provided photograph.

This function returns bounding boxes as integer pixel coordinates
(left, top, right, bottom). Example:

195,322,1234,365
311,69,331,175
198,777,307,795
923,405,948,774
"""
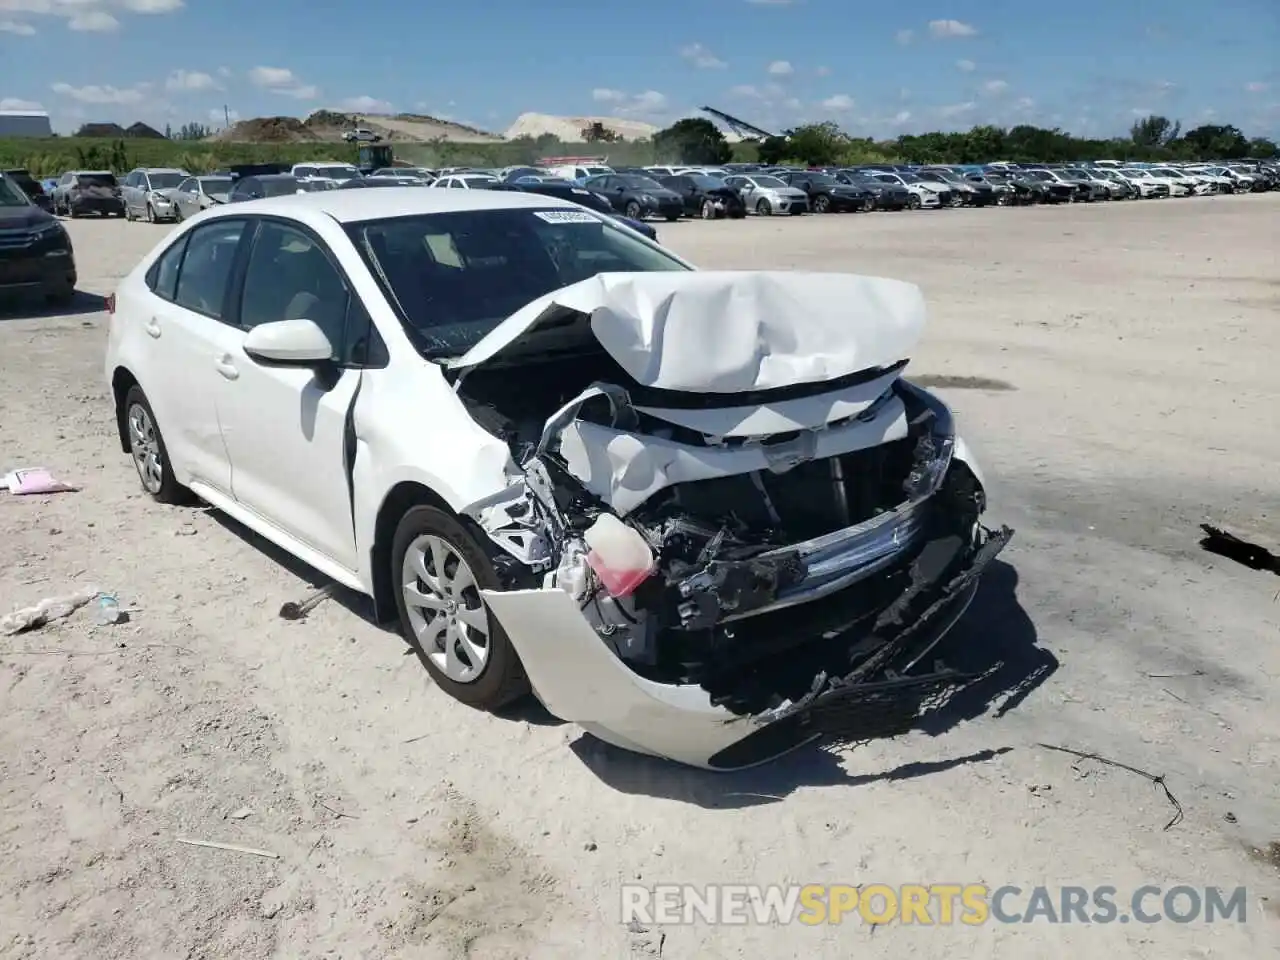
223,104,230,130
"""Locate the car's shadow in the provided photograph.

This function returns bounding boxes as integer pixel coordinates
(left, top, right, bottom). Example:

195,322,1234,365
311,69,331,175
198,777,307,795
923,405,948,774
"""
0,291,108,321
205,508,1054,805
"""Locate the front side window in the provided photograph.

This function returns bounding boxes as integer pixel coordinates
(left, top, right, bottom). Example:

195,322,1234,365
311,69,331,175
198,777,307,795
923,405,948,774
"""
239,221,348,354
0,176,28,207
348,208,688,357
173,219,247,319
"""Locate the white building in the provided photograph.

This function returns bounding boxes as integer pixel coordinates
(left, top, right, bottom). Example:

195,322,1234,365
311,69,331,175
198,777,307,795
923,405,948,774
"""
0,110,53,138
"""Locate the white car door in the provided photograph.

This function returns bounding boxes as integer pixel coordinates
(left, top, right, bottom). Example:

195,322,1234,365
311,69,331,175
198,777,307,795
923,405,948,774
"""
213,217,365,570
142,217,250,494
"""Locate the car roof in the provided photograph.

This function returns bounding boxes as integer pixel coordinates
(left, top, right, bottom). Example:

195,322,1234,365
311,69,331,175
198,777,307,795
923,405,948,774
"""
139,167,186,173
199,185,575,223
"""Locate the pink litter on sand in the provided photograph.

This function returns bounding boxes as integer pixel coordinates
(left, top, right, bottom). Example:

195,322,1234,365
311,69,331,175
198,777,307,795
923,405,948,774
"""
4,468,78,495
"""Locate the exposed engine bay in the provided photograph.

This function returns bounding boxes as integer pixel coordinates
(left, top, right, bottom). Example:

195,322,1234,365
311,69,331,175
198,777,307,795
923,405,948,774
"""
446,270,1012,766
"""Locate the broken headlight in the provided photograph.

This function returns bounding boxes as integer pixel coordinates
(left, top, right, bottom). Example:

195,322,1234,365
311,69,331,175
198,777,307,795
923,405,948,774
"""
896,379,955,502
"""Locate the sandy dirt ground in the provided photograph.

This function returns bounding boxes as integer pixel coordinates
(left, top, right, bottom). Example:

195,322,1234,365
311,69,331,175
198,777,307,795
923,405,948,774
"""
1,195,1278,959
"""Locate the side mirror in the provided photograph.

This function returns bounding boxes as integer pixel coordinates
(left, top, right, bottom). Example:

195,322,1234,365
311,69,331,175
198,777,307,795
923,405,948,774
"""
243,318,334,365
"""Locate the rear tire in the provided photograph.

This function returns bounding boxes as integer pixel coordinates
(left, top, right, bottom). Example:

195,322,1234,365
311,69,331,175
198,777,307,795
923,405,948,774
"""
391,505,530,710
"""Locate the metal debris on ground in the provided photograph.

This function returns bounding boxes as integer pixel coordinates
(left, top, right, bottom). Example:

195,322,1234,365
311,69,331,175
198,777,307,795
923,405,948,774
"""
1039,743,1185,831
175,837,279,859
279,584,336,620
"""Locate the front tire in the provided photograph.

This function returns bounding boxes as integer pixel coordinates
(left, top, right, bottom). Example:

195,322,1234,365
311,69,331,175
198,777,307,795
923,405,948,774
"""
624,200,641,219
392,505,529,710
812,194,831,213
699,199,716,219
43,277,75,306
123,385,188,504
907,193,922,210
756,198,772,216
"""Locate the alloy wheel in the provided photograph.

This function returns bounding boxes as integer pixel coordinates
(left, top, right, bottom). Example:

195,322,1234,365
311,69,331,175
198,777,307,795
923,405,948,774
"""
401,534,490,683
127,402,164,494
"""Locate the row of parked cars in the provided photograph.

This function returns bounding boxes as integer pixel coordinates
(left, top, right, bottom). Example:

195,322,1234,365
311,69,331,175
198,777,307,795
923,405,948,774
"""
5,154,1276,231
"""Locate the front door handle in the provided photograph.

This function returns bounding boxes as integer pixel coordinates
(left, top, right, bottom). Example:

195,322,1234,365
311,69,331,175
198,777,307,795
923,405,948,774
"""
145,318,161,338
214,356,239,380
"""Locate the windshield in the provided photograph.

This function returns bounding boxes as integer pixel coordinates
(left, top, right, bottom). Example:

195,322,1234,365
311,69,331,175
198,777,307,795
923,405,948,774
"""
752,175,788,187
618,175,663,190
0,176,30,206
803,174,837,186
583,167,611,177
348,208,688,357
925,170,962,182
314,166,358,179
199,177,232,193
1021,170,1051,181
1152,169,1181,177
688,174,726,189
148,172,185,189
1065,169,1092,179
260,177,302,196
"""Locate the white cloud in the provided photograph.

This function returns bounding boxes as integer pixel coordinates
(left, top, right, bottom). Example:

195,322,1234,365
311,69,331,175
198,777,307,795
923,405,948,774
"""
249,66,319,99
165,70,218,93
821,94,854,111
592,88,666,116
0,97,42,110
679,42,726,69
767,60,793,76
956,59,975,72
892,110,911,124
51,81,149,105
69,10,118,31
0,18,35,33
929,19,978,38
121,0,183,10
937,101,976,117
334,95,392,114
1245,81,1268,93
982,79,1009,94
895,28,914,45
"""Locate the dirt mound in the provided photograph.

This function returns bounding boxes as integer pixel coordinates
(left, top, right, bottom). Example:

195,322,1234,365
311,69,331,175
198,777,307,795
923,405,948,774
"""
218,116,318,143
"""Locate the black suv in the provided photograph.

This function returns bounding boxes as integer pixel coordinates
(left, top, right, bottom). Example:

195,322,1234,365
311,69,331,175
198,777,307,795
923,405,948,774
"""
0,172,76,305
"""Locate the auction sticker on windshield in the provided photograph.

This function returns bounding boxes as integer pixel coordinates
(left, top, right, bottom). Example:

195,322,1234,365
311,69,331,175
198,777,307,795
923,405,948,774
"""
534,210,600,223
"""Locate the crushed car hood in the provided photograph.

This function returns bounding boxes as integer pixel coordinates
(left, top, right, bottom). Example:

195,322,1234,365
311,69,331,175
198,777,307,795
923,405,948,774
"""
448,270,926,394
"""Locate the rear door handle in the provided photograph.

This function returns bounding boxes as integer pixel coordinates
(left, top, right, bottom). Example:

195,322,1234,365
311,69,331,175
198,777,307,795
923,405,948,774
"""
145,318,161,338
214,356,239,380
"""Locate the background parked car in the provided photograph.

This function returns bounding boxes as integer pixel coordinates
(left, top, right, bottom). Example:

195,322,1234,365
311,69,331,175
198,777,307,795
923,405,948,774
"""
774,171,873,213
227,174,336,202
431,174,499,189
0,171,76,304
122,168,190,223
723,173,811,215
169,175,235,219
489,180,660,241
917,169,991,206
656,173,747,219
867,171,949,208
3,169,53,212
833,170,911,210
582,174,684,221
290,162,362,185
52,170,125,218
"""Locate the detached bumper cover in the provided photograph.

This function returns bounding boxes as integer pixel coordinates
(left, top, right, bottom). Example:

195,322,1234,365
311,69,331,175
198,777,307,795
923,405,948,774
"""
482,517,1012,770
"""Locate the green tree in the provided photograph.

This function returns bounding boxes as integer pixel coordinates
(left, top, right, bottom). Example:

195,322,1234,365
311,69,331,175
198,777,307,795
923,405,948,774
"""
1179,124,1249,159
652,118,731,165
1129,114,1180,149
756,135,791,165
783,122,847,166
1246,137,1278,158
581,121,620,143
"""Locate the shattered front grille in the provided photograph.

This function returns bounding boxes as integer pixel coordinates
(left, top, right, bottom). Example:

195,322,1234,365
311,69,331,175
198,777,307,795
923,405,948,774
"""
661,436,917,544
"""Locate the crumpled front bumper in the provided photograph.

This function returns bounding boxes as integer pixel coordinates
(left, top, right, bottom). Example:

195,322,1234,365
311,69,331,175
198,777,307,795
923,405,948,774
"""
480,444,1012,770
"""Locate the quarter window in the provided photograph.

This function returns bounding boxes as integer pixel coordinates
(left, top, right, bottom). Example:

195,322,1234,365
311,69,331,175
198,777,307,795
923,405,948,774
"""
173,219,247,319
147,235,189,301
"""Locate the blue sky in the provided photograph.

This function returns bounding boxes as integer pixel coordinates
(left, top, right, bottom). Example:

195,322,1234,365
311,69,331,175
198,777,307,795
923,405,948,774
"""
1,0,1277,139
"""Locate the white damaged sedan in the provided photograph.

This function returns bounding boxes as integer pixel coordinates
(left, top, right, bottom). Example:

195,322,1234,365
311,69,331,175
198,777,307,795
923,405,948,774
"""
105,187,1010,770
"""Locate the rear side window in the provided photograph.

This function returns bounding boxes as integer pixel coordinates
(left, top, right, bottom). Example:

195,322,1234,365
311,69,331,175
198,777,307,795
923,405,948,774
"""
174,220,247,319
146,235,189,301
